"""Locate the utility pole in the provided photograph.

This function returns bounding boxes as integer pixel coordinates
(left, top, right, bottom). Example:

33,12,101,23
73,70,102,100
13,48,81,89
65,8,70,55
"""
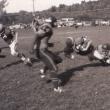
32,0,35,16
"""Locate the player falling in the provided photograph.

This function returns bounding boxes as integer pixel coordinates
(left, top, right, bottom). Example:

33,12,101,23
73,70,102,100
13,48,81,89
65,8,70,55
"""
31,17,63,93
0,23,32,66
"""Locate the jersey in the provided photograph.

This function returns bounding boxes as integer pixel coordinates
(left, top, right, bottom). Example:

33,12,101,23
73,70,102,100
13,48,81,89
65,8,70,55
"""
0,27,16,44
39,23,53,49
39,23,53,36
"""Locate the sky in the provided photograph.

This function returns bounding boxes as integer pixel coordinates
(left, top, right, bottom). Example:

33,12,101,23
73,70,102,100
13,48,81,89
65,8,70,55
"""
4,0,97,13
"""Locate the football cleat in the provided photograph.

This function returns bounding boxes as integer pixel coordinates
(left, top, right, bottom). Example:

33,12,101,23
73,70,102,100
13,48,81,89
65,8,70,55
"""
71,54,75,59
24,58,32,66
54,87,63,93
40,69,46,78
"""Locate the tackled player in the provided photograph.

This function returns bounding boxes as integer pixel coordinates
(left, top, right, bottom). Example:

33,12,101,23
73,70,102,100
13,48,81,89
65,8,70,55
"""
0,23,32,66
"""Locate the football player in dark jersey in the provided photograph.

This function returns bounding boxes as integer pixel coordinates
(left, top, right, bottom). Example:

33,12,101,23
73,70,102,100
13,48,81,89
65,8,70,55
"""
30,20,63,93
64,36,94,58
74,36,93,55
64,37,75,59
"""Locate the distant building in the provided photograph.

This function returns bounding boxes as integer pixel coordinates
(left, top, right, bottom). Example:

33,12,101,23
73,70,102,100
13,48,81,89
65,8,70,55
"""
95,19,110,26
61,18,74,22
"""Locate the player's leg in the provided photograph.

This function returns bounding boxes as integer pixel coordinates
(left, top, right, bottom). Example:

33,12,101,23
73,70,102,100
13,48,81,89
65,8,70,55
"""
39,49,63,93
93,50,104,60
9,37,32,65
40,66,48,78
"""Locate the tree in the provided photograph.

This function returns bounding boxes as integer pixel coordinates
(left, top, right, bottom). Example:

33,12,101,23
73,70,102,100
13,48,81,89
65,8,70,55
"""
0,0,8,24
66,6,72,12
0,0,8,16
58,4,66,12
50,6,57,12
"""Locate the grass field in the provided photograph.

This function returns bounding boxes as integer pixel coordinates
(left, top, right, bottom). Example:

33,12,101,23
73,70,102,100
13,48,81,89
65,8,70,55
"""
0,26,110,110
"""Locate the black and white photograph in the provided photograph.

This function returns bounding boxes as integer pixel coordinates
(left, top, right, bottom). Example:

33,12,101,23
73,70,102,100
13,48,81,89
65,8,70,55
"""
0,0,110,109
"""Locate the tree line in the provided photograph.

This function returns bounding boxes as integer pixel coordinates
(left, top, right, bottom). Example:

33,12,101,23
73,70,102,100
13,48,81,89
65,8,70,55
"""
1,0,110,25
47,0,110,19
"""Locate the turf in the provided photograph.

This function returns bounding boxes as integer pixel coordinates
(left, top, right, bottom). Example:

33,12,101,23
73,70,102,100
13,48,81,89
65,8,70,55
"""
0,26,110,110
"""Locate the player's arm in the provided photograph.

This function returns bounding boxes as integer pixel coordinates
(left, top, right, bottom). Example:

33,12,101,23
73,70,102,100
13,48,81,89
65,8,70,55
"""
75,44,81,53
30,30,45,54
14,31,18,43
82,40,92,51
30,33,38,54
31,21,37,33
10,29,18,43
32,25,37,33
